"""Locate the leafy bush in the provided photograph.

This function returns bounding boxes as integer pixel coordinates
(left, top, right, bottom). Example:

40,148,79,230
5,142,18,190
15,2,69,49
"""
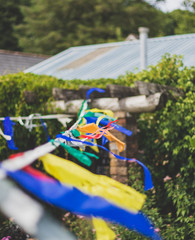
135,54,195,240
0,54,194,239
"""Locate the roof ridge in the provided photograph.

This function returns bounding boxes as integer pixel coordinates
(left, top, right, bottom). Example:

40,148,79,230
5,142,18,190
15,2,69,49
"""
70,33,195,50
149,33,195,42
0,49,50,58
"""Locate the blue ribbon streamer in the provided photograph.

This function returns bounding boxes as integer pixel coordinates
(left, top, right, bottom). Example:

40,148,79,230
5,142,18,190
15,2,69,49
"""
102,135,109,145
40,118,50,142
56,134,153,191
86,88,105,100
7,169,161,240
3,117,18,150
85,116,133,136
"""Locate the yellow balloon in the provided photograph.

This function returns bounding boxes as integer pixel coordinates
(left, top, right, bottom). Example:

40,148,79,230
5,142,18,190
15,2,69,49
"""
39,154,146,212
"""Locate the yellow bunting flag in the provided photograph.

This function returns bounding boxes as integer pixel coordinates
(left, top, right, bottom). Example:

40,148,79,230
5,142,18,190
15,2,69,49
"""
92,218,116,240
85,108,114,118
39,154,146,212
77,123,125,152
96,115,106,126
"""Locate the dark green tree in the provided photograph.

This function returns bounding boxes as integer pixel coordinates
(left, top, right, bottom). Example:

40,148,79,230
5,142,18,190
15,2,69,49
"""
182,0,195,11
16,0,167,55
168,9,195,35
0,0,24,50
119,2,166,37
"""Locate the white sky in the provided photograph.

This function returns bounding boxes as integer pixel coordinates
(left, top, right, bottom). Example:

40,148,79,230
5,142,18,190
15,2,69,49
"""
156,0,185,12
146,0,190,12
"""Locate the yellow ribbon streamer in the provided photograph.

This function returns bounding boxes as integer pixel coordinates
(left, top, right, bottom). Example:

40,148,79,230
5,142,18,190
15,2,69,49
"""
39,154,146,212
87,138,99,153
96,115,106,126
92,218,116,240
85,108,114,118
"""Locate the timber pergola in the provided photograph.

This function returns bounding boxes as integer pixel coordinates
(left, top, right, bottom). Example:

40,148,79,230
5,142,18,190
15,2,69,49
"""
51,81,183,114
25,81,183,183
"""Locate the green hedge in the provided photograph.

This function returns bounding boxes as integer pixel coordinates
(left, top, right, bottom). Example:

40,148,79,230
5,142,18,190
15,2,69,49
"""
136,55,195,239
0,54,194,239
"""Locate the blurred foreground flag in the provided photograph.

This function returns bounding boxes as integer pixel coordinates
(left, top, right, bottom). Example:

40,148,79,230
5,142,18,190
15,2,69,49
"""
7,169,162,239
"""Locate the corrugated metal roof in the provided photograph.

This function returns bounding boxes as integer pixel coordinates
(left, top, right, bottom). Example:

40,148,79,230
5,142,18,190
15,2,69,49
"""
0,50,49,75
24,33,195,80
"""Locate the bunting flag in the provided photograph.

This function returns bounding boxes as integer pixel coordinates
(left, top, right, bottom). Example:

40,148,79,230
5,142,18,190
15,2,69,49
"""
86,88,105,101
77,123,125,152
0,178,76,240
0,87,159,239
92,218,116,240
6,169,161,240
101,135,109,145
79,124,115,140
70,100,88,131
39,153,146,212
59,141,99,163
82,137,100,152
3,117,18,150
0,127,11,141
24,158,119,240
84,116,133,136
51,140,93,166
56,134,153,191
40,118,50,142
85,108,115,119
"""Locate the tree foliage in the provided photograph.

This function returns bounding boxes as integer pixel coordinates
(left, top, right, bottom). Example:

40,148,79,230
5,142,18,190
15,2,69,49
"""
0,0,23,50
15,0,142,54
135,55,195,239
168,9,195,35
0,0,194,54
14,0,171,54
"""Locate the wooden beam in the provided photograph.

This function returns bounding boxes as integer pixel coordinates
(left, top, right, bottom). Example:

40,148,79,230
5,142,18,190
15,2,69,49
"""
135,81,184,97
92,98,120,111
52,88,81,101
92,93,166,113
119,92,165,113
79,85,109,99
51,100,83,113
51,92,167,113
106,84,139,98
52,82,183,101
24,81,183,105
